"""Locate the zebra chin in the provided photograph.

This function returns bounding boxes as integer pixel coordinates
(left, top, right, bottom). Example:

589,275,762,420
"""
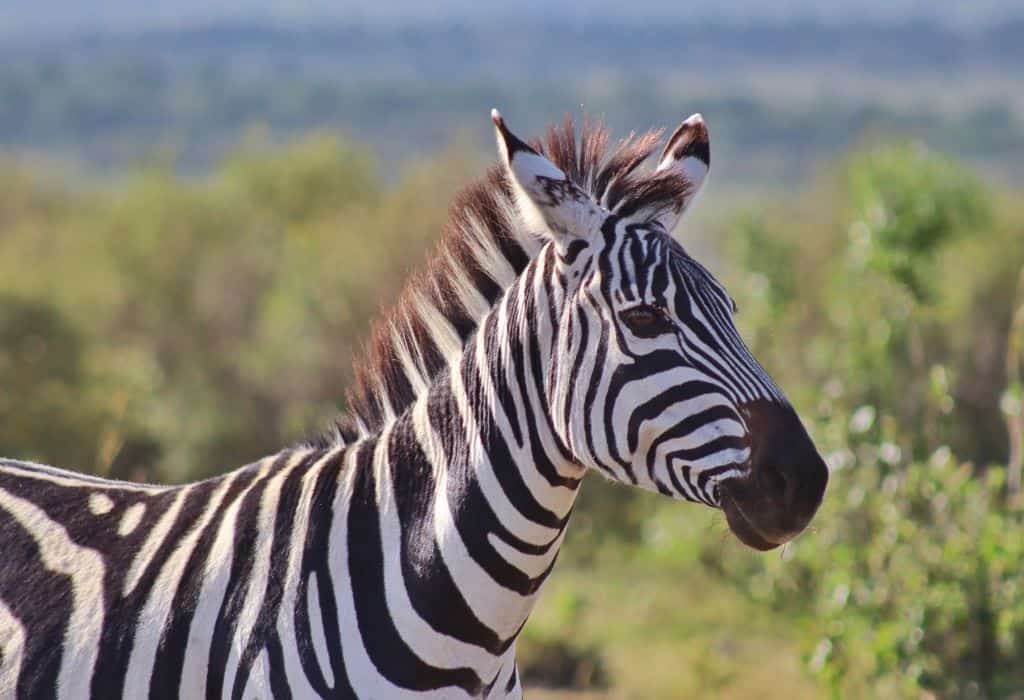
720,492,797,551
718,400,829,551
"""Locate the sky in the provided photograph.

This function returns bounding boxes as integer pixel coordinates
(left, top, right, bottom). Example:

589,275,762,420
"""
2,0,1019,36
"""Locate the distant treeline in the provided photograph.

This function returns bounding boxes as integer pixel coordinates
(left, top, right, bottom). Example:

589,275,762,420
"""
1,19,1022,180
6,19,1024,73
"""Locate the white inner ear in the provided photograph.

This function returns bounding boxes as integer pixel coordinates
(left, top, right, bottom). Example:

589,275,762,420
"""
505,154,606,246
510,177,558,240
678,159,708,196
512,150,566,182
652,154,709,233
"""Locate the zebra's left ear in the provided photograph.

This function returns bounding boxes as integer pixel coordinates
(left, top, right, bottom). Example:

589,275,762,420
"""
492,109,605,252
652,113,710,232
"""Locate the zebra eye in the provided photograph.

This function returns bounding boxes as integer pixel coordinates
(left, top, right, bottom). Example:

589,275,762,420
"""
619,305,674,338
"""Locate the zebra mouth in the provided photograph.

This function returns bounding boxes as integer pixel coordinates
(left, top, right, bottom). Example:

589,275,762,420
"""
720,490,784,551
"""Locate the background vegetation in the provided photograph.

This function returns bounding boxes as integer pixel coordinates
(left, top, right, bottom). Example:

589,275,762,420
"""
3,129,1023,698
2,4,1024,697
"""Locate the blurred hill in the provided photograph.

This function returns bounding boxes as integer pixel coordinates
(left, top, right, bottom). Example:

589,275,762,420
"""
0,10,1022,184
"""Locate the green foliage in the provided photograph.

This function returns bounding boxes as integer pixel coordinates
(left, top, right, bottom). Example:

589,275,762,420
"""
693,143,1024,697
0,295,104,469
0,137,474,480
846,143,992,301
518,589,611,691
726,143,1021,465
717,426,1024,697
2,130,1024,697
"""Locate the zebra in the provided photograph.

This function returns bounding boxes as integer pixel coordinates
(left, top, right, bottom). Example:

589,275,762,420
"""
0,109,828,699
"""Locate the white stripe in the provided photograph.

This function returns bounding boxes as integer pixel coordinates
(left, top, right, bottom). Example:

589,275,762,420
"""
88,493,114,516
0,460,165,493
179,459,274,697
487,530,564,579
328,450,473,699
277,449,338,693
306,575,335,689
237,649,272,699
117,502,146,537
121,471,240,698
372,429,501,671
124,487,190,595
0,599,26,697
611,380,733,461
223,453,305,696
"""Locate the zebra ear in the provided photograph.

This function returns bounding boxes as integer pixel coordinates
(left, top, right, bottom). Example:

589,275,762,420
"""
492,109,605,251
653,113,710,232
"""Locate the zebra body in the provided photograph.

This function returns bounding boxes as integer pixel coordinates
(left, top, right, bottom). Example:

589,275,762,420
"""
0,111,827,698
0,446,542,697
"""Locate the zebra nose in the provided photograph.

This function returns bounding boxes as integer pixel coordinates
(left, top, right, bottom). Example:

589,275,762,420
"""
720,400,828,550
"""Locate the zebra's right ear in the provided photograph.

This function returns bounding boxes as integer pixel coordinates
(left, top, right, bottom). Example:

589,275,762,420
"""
653,113,710,231
492,109,605,252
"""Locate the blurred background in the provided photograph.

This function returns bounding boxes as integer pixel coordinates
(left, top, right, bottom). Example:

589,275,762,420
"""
2,1,1024,697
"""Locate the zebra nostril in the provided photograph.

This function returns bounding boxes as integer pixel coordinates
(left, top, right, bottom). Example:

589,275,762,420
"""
756,460,788,501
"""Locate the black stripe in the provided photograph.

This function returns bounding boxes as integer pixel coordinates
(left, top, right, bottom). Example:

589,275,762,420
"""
205,453,293,698
229,452,319,700
482,310,523,447
431,376,561,595
0,505,68,700
581,288,615,477
625,381,732,453
387,420,504,652
90,483,216,699
346,440,483,693
292,449,354,697
149,466,261,698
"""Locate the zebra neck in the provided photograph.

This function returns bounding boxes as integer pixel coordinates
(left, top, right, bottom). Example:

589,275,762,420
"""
327,306,584,664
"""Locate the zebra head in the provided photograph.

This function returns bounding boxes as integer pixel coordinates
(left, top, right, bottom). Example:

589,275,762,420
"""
493,110,827,550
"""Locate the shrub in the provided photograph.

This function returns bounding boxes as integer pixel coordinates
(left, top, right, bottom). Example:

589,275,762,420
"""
702,143,1024,697
732,420,1024,697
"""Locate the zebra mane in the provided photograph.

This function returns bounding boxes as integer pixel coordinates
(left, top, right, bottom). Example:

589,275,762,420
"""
319,116,687,445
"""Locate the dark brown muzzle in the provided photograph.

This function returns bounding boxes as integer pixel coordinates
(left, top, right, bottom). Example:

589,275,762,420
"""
720,400,828,550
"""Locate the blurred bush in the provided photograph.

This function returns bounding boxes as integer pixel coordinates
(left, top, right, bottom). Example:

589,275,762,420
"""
0,137,474,480
694,142,1024,697
518,589,611,691
0,294,110,469
2,134,1024,696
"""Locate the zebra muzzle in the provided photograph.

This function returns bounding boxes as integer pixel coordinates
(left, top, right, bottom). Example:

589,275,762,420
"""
719,401,829,550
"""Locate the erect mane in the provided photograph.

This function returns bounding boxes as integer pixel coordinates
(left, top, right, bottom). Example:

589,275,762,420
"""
319,116,689,445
